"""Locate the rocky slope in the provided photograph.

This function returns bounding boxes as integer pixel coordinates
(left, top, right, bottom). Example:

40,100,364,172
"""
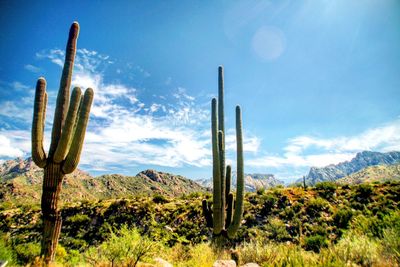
303,151,400,185
0,157,205,207
198,172,284,192
338,163,400,184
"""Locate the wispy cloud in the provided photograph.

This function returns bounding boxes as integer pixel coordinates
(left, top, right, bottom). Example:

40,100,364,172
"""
24,64,41,73
247,119,400,168
22,48,219,172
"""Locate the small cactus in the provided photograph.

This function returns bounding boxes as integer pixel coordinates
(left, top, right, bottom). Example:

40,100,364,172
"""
202,66,244,240
31,22,94,263
303,176,307,189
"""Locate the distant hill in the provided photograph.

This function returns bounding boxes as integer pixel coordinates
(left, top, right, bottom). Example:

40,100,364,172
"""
338,163,400,184
0,157,205,207
303,151,400,185
198,172,284,192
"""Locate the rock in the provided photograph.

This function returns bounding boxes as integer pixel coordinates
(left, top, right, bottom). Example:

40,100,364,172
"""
213,260,237,267
154,257,173,267
241,263,260,267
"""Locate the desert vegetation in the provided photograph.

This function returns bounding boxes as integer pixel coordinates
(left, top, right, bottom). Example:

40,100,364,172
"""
0,181,399,266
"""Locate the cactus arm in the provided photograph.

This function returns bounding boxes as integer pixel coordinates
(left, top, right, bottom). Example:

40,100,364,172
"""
54,87,82,163
49,22,79,158
202,200,213,228
218,66,224,136
225,165,231,202
218,130,226,228
43,92,48,134
226,192,234,228
211,98,223,234
32,78,48,168
62,88,93,174
227,106,244,238
217,66,226,209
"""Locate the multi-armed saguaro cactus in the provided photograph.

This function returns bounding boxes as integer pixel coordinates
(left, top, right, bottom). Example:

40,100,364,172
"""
202,66,244,240
31,22,94,263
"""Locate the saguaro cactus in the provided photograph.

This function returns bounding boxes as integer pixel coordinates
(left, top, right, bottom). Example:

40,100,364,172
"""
31,22,94,263
202,66,244,240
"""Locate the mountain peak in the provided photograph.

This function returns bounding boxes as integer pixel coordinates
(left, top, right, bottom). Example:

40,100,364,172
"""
304,151,400,185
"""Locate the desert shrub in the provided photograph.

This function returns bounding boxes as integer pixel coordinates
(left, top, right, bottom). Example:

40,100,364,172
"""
256,187,265,195
66,213,91,224
307,197,330,217
279,206,295,220
184,242,222,267
354,183,373,203
382,227,400,264
304,234,328,252
238,241,278,265
0,233,14,264
333,208,353,229
265,218,290,242
315,181,337,199
84,224,158,266
260,194,278,216
153,194,169,204
334,231,380,266
63,249,81,266
13,241,40,264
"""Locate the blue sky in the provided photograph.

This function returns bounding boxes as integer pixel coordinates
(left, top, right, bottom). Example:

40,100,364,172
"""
0,0,400,182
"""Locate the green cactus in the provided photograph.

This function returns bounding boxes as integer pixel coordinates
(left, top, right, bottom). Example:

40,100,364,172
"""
31,22,94,263
202,66,245,240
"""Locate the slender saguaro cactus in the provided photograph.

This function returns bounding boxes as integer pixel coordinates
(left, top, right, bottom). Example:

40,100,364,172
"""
31,22,94,263
202,66,244,240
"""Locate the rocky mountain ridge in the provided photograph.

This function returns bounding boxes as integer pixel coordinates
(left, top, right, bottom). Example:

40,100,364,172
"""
198,172,284,192
303,151,400,185
0,157,205,207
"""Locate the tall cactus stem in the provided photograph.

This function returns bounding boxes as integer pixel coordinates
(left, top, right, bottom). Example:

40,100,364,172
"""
211,98,222,234
204,67,245,241
49,22,79,158
31,22,93,263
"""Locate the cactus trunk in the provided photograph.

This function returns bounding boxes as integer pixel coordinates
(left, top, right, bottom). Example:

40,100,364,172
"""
203,66,245,242
41,162,64,262
31,22,93,263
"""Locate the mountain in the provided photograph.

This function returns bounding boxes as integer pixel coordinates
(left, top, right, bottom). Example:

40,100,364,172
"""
337,163,400,184
303,151,400,185
0,157,205,207
197,172,284,192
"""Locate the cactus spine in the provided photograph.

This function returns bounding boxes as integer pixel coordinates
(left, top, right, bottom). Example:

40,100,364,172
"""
202,66,244,239
31,22,94,263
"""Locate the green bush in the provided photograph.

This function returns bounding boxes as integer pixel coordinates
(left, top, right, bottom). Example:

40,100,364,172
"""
304,234,328,252
153,194,169,204
333,208,353,229
84,224,158,266
315,181,337,199
355,183,373,202
0,234,14,264
265,218,290,242
307,197,330,217
334,231,380,266
13,242,40,264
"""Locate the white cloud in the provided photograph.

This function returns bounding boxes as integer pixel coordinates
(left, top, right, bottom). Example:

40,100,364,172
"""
0,131,31,158
24,64,41,73
0,101,32,121
247,119,400,169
